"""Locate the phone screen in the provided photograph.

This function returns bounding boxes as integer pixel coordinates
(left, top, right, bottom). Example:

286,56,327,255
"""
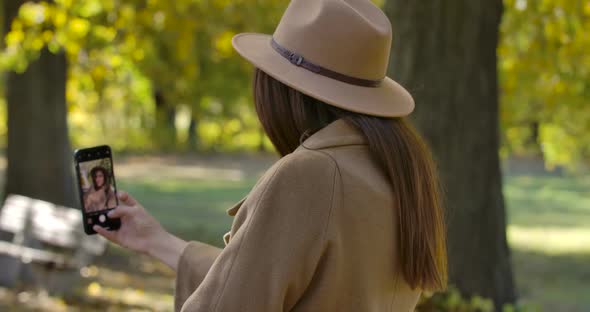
75,146,121,234
78,157,118,214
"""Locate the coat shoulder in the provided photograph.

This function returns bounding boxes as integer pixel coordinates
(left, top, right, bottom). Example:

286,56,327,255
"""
259,147,339,193
285,145,338,172
226,148,338,218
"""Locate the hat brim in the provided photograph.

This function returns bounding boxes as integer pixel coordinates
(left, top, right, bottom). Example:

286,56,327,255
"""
232,33,415,118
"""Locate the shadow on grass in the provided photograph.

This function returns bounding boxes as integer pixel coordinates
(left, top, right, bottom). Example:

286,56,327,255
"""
504,175,590,228
1,158,587,311
512,249,590,312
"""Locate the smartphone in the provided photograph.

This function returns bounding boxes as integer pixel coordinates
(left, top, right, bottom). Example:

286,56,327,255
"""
74,145,121,235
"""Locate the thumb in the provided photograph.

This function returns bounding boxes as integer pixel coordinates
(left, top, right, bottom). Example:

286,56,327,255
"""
93,225,119,243
107,204,134,219
117,190,137,206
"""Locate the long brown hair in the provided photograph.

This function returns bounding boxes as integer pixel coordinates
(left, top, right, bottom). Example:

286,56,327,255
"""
90,166,110,191
253,68,447,291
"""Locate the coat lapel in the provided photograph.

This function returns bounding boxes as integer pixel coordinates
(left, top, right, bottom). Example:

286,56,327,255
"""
226,195,248,216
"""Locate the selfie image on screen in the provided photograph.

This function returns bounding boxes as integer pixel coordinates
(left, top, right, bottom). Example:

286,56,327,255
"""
78,158,117,213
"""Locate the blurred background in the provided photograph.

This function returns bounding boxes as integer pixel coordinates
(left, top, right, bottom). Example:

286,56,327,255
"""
0,0,588,311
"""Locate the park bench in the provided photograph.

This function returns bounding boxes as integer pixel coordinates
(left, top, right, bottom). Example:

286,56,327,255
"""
0,194,107,294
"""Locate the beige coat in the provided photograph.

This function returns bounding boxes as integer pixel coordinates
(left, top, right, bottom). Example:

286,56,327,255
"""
175,119,421,311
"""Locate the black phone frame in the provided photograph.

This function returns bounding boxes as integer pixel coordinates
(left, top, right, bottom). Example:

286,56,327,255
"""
74,145,121,235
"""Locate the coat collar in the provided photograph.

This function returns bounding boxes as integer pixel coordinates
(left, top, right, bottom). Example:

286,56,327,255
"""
300,118,367,150
226,119,366,217
227,195,247,216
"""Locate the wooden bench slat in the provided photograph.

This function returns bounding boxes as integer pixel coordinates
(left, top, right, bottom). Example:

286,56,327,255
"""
0,194,107,263
0,241,74,268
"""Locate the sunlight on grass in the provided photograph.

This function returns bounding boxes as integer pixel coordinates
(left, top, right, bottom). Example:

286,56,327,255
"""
505,173,590,255
508,226,590,254
0,287,69,311
504,173,590,311
1,157,587,311
84,282,172,311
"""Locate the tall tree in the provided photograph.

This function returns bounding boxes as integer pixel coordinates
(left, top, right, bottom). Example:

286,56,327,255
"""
500,0,590,167
1,0,288,152
384,0,516,309
2,0,77,208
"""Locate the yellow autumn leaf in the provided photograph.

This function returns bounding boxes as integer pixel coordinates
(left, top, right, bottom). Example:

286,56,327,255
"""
5,30,25,46
133,49,145,61
110,55,123,67
55,0,73,8
553,80,567,94
120,5,136,20
91,65,107,80
65,41,81,55
213,0,232,9
214,31,236,58
68,18,90,38
87,282,102,296
31,37,44,51
53,10,67,28
93,26,117,42
103,0,115,11
19,3,47,26
124,35,137,49
11,19,23,32
42,30,53,43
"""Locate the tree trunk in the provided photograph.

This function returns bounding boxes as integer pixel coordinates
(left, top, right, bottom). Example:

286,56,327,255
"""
153,90,177,150
384,0,516,309
526,120,542,156
187,114,199,151
3,0,77,209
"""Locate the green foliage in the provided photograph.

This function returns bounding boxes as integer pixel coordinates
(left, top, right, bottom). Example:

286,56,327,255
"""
0,0,287,151
417,287,494,312
417,286,540,312
1,0,589,160
500,0,590,167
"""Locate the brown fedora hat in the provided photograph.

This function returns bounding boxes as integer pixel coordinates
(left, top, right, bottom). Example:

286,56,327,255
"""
232,0,414,117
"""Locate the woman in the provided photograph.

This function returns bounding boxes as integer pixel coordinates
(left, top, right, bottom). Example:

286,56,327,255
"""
84,166,117,212
94,0,447,311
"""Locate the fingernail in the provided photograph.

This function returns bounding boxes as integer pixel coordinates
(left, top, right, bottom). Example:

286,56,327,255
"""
107,211,113,217
93,225,99,231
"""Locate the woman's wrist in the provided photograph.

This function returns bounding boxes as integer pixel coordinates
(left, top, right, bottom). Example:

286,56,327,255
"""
147,231,188,271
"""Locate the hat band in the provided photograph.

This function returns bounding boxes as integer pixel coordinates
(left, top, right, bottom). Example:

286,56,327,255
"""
271,38,382,88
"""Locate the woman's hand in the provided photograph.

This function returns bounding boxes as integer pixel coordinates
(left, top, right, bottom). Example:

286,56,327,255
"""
93,191,188,270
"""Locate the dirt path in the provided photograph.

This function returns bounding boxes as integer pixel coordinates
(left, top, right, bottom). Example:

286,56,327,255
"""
0,153,279,187
114,153,278,181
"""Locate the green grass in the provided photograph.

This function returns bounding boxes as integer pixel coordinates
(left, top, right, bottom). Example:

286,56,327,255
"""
119,171,590,311
118,177,257,247
512,251,590,312
2,159,589,311
504,175,590,229
504,174,590,311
